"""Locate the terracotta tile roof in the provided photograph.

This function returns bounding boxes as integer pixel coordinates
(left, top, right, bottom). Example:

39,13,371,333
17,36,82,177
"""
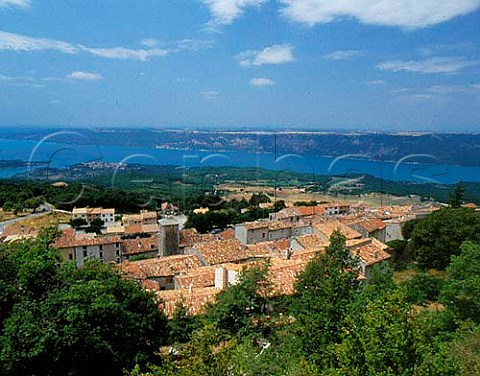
243,221,270,230
313,220,363,240
355,218,386,233
106,225,124,234
118,254,202,280
290,248,323,262
179,228,215,248
194,239,254,265
175,266,216,289
124,223,159,234
54,232,121,249
72,207,114,215
347,238,391,266
268,259,310,296
157,287,221,316
122,236,158,255
296,205,326,216
293,234,327,250
122,211,157,223
462,203,477,208
246,242,274,257
218,228,235,240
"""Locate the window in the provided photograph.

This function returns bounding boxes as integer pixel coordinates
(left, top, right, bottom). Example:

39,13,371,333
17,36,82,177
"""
83,250,88,257
99,245,103,250
99,251,104,260
69,253,73,260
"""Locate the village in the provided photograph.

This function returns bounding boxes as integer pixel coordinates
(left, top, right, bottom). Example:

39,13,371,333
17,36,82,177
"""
0,191,452,317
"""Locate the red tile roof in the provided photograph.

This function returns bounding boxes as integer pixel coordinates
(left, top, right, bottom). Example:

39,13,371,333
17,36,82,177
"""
118,254,202,280
122,236,158,255
194,239,255,265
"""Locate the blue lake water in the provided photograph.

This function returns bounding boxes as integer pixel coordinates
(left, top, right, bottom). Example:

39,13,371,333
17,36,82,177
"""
0,137,479,184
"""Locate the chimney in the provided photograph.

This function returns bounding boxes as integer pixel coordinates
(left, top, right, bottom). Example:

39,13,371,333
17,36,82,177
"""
215,267,228,289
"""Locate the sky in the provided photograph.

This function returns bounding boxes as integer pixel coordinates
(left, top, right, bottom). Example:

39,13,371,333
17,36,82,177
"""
0,0,480,131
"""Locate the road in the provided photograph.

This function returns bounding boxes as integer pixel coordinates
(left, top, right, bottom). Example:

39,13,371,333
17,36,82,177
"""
0,211,50,235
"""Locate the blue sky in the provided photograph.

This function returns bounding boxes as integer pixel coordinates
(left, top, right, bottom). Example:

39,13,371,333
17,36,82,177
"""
0,0,480,131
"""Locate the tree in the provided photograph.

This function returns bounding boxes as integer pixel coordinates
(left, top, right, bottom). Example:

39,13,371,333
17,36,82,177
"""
85,218,105,234
205,263,271,337
291,231,359,367
334,290,415,376
440,241,480,323
272,200,286,212
249,193,271,208
168,302,200,344
0,236,168,376
450,182,465,208
70,217,88,228
407,208,480,269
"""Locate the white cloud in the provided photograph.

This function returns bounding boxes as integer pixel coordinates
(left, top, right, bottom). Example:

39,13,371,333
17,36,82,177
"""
141,38,160,48
426,85,472,94
378,57,480,74
280,0,480,29
324,50,363,60
202,0,267,25
0,30,78,53
0,0,30,9
0,30,211,61
366,80,386,85
399,93,437,102
237,44,294,67
84,46,168,61
250,77,275,86
8,82,45,88
201,90,220,99
67,71,103,81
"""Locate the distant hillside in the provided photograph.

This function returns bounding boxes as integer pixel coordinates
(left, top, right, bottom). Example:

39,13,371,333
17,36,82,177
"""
3,127,480,166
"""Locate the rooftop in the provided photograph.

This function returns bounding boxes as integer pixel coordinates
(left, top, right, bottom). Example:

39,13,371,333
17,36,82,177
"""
118,254,202,280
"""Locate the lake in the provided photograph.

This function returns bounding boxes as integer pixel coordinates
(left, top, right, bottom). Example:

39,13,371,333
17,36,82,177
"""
0,137,479,184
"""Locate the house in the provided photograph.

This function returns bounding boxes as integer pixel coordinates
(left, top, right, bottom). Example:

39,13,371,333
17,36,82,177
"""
122,210,157,226
321,202,351,216
121,236,158,260
189,238,256,265
72,207,115,226
193,207,209,215
347,238,391,280
156,287,221,316
118,254,202,290
234,220,311,244
383,216,414,242
348,218,387,242
312,220,363,243
55,230,122,267
178,228,215,252
269,205,325,222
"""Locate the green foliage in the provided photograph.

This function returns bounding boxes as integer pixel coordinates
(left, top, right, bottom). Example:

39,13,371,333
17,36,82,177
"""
401,273,445,304
249,192,271,208
69,217,88,228
84,218,105,234
168,302,201,344
205,263,271,337
450,182,465,208
0,236,167,376
335,290,415,376
440,241,480,323
407,208,480,269
292,231,359,367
